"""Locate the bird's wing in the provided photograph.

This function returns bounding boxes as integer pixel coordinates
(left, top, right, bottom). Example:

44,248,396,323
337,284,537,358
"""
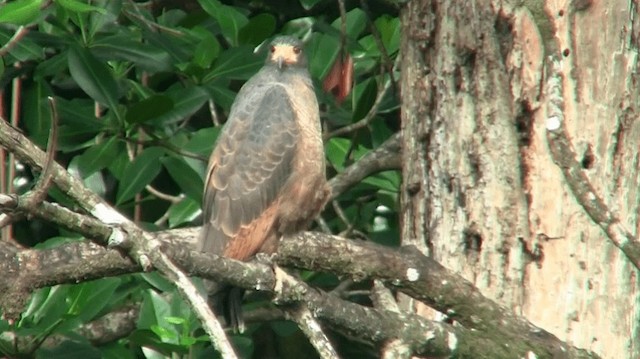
199,83,298,256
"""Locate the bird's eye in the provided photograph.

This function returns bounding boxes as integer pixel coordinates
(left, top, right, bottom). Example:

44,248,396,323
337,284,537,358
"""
293,46,301,54
270,46,276,53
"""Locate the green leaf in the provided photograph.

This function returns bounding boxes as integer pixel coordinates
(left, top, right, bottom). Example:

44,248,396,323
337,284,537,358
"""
238,13,276,46
68,45,120,112
190,27,220,69
20,287,55,326
362,170,401,193
139,272,174,293
100,343,136,359
138,289,171,330
161,156,203,201
325,138,350,171
164,316,186,325
149,86,209,125
0,0,43,25
106,146,130,180
18,286,69,335
203,46,262,82
56,0,107,14
270,320,299,336
129,329,186,356
76,137,124,177
69,157,107,198
203,80,236,111
142,30,191,64
63,278,121,324
92,35,173,72
184,126,220,156
33,235,82,249
352,77,377,122
55,98,108,151
331,8,367,39
116,147,164,205
308,34,340,80
22,80,53,147
168,197,200,228
35,52,70,78
230,336,254,358
36,339,101,359
151,324,177,342
375,15,401,55
87,0,120,37
198,0,248,46
125,95,174,124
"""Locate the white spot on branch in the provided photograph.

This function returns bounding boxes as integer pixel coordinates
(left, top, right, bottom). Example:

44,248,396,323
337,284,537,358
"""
92,203,128,224
527,351,538,359
448,331,458,351
546,116,561,131
406,267,420,281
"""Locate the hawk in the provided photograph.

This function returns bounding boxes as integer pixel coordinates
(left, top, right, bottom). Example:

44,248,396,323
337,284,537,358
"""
199,36,330,330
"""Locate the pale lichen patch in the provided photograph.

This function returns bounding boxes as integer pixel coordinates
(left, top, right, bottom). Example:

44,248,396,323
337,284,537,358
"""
406,267,420,281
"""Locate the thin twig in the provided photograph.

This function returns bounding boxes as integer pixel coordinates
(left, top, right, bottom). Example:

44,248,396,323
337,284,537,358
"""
3,68,23,240
16,97,60,228
0,26,29,58
121,135,207,161
314,215,333,234
275,267,339,358
145,185,183,203
337,0,347,54
208,99,221,126
122,2,185,36
154,250,238,359
332,200,353,233
330,278,354,297
371,280,399,312
29,97,59,197
154,208,171,226
359,0,397,88
324,72,392,139
289,306,340,359
328,132,401,195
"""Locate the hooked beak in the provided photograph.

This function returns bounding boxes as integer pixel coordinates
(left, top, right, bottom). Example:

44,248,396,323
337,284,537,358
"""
277,56,284,70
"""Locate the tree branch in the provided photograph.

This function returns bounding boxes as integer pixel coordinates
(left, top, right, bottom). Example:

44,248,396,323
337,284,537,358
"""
0,228,599,358
544,58,640,271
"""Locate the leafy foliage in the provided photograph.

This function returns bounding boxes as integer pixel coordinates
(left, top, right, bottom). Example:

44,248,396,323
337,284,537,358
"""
0,0,400,357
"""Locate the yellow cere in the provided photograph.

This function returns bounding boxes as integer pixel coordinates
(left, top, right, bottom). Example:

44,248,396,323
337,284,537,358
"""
272,45,300,64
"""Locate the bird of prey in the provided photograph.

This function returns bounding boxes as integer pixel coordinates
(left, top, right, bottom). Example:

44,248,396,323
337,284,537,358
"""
199,36,330,331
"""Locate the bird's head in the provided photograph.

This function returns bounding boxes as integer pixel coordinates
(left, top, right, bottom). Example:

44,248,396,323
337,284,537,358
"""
266,36,307,70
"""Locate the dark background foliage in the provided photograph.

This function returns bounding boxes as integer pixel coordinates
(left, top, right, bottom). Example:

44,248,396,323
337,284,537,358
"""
0,0,401,357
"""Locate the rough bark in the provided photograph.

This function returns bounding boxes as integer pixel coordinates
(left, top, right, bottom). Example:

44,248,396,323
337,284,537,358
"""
400,1,640,358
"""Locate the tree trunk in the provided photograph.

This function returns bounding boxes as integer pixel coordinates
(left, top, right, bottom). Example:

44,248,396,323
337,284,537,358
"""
400,1,640,358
